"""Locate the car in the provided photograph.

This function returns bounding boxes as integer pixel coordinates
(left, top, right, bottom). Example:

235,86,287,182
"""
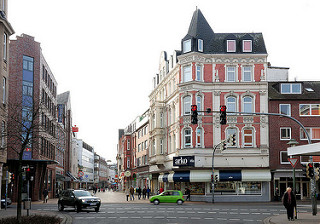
1,198,12,208
149,190,184,205
58,189,101,213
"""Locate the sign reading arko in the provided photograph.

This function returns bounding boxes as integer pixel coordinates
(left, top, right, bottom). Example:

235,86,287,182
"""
173,156,195,167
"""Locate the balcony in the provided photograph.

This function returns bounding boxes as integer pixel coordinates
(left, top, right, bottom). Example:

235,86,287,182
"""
149,154,166,165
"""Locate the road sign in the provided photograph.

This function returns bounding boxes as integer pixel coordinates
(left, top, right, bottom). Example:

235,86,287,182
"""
78,171,84,177
288,158,299,168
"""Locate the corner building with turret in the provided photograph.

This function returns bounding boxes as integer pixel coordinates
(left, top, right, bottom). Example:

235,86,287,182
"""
148,9,273,202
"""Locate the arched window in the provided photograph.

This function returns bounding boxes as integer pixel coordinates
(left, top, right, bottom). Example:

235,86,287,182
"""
226,96,236,112
183,96,191,115
184,128,192,148
243,96,253,113
243,128,254,147
226,128,237,147
196,128,203,147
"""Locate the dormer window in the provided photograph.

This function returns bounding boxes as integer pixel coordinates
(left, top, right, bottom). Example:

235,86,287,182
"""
242,40,252,52
183,39,191,53
198,39,203,52
281,83,302,94
227,40,236,52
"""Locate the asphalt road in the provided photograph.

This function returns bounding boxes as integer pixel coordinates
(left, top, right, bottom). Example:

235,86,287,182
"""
32,202,313,224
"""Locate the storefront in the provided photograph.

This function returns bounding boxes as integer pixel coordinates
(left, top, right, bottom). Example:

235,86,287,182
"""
158,169,271,202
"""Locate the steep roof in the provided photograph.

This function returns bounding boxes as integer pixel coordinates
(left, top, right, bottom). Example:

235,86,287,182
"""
269,81,320,100
57,91,70,104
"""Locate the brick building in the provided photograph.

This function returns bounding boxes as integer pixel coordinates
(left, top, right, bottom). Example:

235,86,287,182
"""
268,81,320,200
8,34,58,201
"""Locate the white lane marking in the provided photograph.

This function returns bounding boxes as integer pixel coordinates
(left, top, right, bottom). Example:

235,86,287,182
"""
167,217,177,219
197,212,206,213
204,218,214,220
108,217,117,219
240,213,249,215
243,219,254,222
229,219,240,221
252,212,261,215
191,217,201,219
208,212,216,214
142,217,153,218
217,218,227,220
262,213,271,215
119,217,128,218
154,216,165,219
230,212,238,214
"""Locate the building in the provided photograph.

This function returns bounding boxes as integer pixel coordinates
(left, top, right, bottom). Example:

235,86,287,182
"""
0,0,14,206
75,139,94,189
268,81,320,200
8,34,58,201
94,153,108,188
148,8,272,202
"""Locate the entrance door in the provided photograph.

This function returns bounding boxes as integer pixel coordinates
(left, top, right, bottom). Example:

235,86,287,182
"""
280,183,287,198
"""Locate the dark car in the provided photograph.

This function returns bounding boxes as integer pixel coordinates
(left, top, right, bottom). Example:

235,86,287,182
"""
58,189,101,212
1,198,12,208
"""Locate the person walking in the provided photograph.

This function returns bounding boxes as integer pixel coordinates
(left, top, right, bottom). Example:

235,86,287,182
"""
137,187,142,200
159,187,164,194
125,188,130,201
43,188,48,203
142,187,147,199
129,186,135,201
283,187,297,221
146,186,151,199
185,188,191,201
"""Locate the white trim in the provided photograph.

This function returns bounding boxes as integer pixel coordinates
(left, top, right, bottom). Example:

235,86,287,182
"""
280,127,291,140
242,170,271,181
279,104,291,116
242,40,252,52
280,151,290,164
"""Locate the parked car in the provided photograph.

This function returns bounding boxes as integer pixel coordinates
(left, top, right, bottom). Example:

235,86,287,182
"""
149,190,184,205
58,189,101,212
1,198,12,208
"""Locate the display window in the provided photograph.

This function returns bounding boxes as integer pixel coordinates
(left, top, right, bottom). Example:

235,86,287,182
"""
213,181,262,195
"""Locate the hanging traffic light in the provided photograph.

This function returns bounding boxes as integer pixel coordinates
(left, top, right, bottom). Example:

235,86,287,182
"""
308,163,314,178
214,175,218,183
220,105,227,125
211,174,214,183
191,105,198,124
222,142,227,150
231,134,236,146
11,173,15,181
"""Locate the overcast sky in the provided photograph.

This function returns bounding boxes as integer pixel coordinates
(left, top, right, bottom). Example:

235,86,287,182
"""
9,0,320,162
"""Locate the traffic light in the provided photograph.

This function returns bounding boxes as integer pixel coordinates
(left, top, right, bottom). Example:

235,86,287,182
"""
308,163,314,178
214,175,218,183
220,105,227,125
302,164,307,177
222,142,227,150
191,105,198,124
230,134,236,146
211,174,213,183
25,166,35,181
11,173,15,182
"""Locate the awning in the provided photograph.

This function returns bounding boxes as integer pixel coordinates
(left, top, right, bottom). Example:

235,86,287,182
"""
190,170,214,182
242,170,271,181
173,172,190,182
219,170,241,181
158,173,174,183
158,174,163,183
66,171,78,181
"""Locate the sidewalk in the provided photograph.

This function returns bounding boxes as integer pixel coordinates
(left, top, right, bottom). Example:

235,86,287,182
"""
264,212,320,224
0,207,72,224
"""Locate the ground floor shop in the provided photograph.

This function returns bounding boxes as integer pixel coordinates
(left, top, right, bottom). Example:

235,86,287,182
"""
155,169,271,202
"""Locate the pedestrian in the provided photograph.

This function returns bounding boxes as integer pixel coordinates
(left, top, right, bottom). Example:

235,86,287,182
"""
146,186,150,199
282,187,297,221
159,187,164,194
43,188,48,203
130,186,135,200
185,188,191,201
125,188,130,201
93,185,96,195
137,187,142,200
142,187,147,199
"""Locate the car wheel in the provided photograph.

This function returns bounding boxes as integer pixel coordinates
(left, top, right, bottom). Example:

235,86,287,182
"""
153,199,160,205
177,199,183,205
95,206,100,212
58,202,64,211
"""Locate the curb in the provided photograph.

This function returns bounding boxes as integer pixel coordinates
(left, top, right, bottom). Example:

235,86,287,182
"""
263,216,273,224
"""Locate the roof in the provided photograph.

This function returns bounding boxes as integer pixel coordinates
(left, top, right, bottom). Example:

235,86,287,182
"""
182,9,267,54
269,81,320,100
57,91,70,104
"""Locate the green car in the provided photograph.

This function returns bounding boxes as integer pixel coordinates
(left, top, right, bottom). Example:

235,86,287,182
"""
150,190,184,205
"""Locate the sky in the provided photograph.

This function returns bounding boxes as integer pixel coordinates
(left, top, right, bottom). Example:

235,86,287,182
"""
9,0,320,162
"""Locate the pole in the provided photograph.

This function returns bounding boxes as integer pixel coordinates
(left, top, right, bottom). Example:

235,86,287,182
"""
5,171,8,210
27,180,30,216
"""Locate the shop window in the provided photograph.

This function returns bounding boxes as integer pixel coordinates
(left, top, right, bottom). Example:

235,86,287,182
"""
238,182,262,195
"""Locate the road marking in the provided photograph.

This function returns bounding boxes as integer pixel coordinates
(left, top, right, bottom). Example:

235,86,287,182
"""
217,218,227,220
197,212,206,213
85,217,95,219
252,212,261,215
167,217,176,219
262,213,271,215
179,217,188,219
96,217,104,219
142,217,153,218
204,217,214,220
208,211,216,214
240,212,249,214
191,217,201,219
119,217,128,218
229,219,240,221
132,217,140,219
243,219,254,222
154,216,165,219
230,212,238,214
108,217,117,219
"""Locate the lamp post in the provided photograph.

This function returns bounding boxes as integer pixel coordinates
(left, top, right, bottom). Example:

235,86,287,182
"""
287,139,299,194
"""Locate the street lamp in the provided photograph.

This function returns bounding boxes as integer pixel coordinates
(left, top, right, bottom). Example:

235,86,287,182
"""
287,139,299,194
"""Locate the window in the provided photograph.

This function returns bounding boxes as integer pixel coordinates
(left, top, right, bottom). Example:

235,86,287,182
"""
145,140,148,149
280,127,291,140
299,104,320,116
280,151,290,164
138,143,141,152
226,66,236,82
160,113,164,128
226,128,237,147
160,138,164,154
242,66,252,82
242,40,252,52
183,65,192,82
152,114,156,129
300,128,320,140
281,83,301,94
127,140,130,150
183,96,191,115
173,134,176,152
196,95,202,114
243,128,253,147
3,33,6,60
243,96,253,113
226,96,236,112
168,109,171,125
152,139,156,155
127,158,130,168
184,128,192,148
2,77,6,104
183,39,191,53
196,128,202,147
168,136,171,153
227,40,236,52
198,39,203,52
1,121,5,148
196,65,202,81
280,104,291,116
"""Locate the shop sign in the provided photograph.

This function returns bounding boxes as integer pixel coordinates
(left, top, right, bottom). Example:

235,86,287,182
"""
173,156,195,167
124,171,131,177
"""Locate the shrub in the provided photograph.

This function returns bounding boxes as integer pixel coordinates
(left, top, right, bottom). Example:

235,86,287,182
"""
0,215,62,224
